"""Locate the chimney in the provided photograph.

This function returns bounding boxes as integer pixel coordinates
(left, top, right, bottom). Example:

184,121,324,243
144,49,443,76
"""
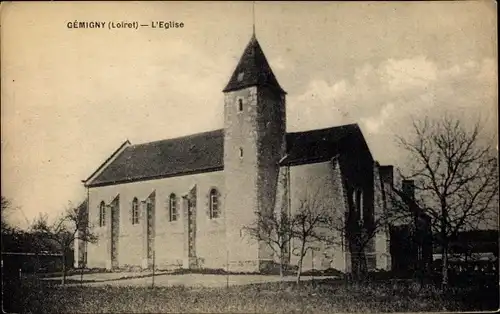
379,165,394,186
402,180,415,201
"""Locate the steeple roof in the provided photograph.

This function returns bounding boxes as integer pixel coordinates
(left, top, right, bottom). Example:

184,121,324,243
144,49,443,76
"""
223,34,286,94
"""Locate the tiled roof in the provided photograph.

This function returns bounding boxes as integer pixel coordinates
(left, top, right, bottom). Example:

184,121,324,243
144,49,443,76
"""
223,34,286,94
282,124,360,166
87,129,224,187
86,124,364,187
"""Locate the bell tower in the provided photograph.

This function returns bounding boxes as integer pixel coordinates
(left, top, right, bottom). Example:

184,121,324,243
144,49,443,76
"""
223,33,287,272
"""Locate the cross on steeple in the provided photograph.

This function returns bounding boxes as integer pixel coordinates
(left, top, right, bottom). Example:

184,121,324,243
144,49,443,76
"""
252,1,256,36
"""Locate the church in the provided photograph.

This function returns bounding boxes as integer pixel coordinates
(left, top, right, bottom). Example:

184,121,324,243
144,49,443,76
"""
76,33,394,273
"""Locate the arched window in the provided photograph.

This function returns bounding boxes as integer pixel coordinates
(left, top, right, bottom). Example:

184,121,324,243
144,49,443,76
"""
99,201,106,227
132,198,139,225
209,188,220,219
169,193,177,221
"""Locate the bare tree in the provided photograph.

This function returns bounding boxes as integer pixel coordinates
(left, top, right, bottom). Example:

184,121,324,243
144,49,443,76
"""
325,206,391,280
318,168,396,282
31,200,97,285
243,210,292,278
0,196,25,234
0,196,26,254
1,196,13,233
244,176,339,284
290,188,335,284
397,116,498,290
1,196,11,213
243,170,293,279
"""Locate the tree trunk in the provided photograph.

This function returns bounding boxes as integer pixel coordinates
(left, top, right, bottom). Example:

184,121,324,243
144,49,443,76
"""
356,255,361,281
279,255,284,279
440,204,448,291
296,247,305,284
442,241,449,291
359,251,368,280
296,258,302,284
348,241,363,282
80,262,84,285
61,253,66,286
278,255,285,290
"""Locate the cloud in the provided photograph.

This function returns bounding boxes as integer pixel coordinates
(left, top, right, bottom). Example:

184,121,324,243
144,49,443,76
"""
270,56,287,70
1,37,231,227
360,102,395,134
296,79,348,103
2,1,496,229
289,79,352,129
288,57,497,165
383,56,438,91
476,58,496,82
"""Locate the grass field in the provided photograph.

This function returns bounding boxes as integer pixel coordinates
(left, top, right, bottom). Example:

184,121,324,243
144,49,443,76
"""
4,276,498,313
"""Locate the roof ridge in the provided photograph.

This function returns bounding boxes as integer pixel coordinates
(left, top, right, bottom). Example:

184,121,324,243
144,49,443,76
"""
83,139,131,184
286,123,359,136
129,129,224,148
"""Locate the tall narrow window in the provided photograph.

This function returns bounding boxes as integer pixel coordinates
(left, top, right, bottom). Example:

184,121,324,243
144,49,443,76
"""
239,147,244,158
146,198,153,221
99,201,106,227
132,198,139,225
351,191,357,213
209,188,220,219
238,98,243,112
169,193,177,221
358,190,363,221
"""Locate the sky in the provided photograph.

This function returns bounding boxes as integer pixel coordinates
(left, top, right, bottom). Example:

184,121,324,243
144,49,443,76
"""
1,1,497,228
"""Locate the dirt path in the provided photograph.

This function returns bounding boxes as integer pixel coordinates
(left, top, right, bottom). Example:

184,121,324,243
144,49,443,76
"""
62,273,336,287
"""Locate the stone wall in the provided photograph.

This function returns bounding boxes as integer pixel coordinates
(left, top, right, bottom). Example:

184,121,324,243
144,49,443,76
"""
288,160,348,272
373,164,392,270
256,87,286,264
223,86,261,272
223,85,286,272
86,170,225,270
